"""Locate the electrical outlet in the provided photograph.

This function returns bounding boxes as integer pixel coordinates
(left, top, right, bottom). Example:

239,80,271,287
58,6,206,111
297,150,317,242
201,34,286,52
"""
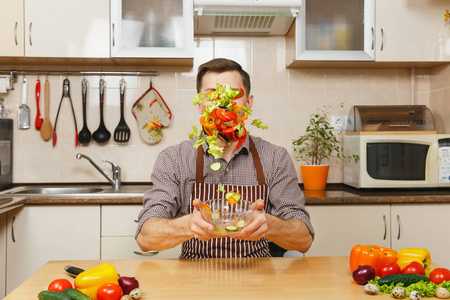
331,115,347,131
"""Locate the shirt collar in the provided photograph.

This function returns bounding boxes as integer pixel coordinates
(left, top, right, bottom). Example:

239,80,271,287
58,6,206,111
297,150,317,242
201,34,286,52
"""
201,136,250,156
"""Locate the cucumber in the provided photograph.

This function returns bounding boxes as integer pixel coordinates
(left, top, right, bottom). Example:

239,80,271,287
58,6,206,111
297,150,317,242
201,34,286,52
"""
225,225,238,232
378,273,429,287
62,288,92,300
210,162,221,171
236,219,245,228
38,291,72,300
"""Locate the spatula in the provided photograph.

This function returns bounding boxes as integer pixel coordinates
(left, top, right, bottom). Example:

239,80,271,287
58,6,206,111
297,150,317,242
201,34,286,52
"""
18,78,30,129
40,79,53,140
113,79,130,143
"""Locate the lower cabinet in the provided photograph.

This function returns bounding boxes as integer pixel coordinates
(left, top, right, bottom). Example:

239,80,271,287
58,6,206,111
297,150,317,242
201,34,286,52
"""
101,205,182,259
6,205,101,294
0,213,6,299
305,205,391,257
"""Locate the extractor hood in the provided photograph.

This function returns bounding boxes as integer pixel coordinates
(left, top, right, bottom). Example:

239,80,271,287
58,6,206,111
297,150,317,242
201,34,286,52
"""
194,0,301,36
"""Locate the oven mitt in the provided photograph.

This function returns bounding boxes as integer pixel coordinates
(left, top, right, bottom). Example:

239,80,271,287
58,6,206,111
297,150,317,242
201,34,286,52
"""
132,86,172,144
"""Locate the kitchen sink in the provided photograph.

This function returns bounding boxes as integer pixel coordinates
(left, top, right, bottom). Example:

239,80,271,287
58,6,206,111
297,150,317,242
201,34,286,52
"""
0,185,150,197
10,187,103,195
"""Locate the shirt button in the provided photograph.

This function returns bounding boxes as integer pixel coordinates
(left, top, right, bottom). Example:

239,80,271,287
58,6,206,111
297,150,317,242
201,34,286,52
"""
225,167,229,172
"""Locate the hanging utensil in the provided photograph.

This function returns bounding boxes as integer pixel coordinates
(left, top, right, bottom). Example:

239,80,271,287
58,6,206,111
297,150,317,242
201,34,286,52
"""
78,78,92,144
52,78,78,147
113,79,131,143
18,78,30,129
92,79,111,144
40,79,53,140
35,79,43,129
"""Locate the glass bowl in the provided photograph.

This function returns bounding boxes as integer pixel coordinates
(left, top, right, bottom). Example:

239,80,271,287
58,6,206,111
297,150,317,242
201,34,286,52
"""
197,199,258,236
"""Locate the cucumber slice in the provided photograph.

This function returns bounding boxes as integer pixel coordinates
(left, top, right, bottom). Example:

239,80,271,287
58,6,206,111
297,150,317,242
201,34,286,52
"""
211,209,220,221
210,162,221,171
236,219,245,228
225,225,238,232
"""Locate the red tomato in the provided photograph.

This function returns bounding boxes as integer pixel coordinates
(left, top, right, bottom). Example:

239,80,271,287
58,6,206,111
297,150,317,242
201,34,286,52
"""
97,283,123,300
429,268,450,284
48,278,73,292
378,262,402,278
402,261,425,275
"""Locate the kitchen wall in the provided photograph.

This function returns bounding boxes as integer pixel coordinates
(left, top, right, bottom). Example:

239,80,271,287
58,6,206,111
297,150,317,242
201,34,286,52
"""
431,63,450,134
0,36,437,184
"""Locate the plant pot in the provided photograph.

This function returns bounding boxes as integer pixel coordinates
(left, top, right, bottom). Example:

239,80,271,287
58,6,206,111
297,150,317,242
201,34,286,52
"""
300,165,330,191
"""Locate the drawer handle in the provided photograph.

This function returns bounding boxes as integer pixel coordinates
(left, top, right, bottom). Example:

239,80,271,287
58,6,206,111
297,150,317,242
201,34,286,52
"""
397,215,401,240
371,27,374,50
11,216,16,243
383,215,387,240
14,21,18,46
29,22,32,46
112,23,115,47
381,28,384,51
134,250,159,256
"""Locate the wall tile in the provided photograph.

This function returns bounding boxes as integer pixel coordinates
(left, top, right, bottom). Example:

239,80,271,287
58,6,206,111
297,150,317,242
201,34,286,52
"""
361,69,398,90
325,69,361,90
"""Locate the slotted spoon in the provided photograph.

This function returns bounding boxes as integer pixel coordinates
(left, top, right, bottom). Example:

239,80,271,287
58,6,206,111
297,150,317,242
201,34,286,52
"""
113,79,130,143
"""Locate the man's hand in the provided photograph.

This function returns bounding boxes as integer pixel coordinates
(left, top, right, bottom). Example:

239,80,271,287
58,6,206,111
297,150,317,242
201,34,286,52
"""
230,199,268,241
190,199,216,241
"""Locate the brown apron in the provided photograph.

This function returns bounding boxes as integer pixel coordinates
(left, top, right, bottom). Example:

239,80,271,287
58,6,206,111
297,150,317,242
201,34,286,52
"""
180,137,271,258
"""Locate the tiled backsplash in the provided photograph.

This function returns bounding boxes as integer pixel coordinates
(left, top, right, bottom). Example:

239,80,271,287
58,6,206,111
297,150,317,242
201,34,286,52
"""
0,36,438,184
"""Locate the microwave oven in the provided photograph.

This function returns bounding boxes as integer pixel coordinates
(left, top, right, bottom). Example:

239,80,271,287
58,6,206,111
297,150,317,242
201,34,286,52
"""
343,134,450,189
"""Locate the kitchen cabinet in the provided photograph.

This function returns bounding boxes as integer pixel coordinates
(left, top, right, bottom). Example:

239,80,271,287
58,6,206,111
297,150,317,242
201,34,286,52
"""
101,205,182,259
23,0,109,58
391,204,450,269
0,213,6,299
0,0,24,57
5,205,100,294
305,205,391,257
110,0,194,59
375,0,450,62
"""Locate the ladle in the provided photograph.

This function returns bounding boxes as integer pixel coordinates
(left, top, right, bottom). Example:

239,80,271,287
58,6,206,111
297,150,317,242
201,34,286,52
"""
92,79,111,143
78,78,92,144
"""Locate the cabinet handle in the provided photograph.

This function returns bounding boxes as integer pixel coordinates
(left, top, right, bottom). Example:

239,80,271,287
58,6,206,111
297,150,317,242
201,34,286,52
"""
133,250,159,256
14,21,18,46
383,215,387,240
397,214,401,240
11,216,16,243
29,22,32,46
380,28,384,51
112,23,115,47
134,219,138,223
371,27,374,50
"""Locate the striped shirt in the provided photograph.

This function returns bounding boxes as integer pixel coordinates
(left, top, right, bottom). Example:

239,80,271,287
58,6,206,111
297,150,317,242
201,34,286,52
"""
136,135,315,256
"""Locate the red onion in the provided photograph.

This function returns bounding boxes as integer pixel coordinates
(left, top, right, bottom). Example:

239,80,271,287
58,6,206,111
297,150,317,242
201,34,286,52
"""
118,276,139,295
352,265,375,285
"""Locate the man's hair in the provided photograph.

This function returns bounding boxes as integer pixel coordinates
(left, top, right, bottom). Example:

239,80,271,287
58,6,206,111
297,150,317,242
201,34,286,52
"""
196,58,251,95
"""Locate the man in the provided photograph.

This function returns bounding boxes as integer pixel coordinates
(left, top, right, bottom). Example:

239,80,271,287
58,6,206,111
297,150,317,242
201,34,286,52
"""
136,58,314,258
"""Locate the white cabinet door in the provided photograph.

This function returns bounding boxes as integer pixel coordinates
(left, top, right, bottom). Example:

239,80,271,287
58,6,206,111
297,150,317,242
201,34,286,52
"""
0,0,24,56
6,205,101,294
376,0,450,62
110,0,194,58
24,0,109,58
305,205,391,257
391,204,450,269
102,237,182,259
292,0,375,61
0,213,6,299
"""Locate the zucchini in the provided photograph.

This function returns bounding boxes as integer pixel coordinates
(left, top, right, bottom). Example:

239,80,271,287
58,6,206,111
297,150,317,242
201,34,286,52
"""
38,291,72,300
225,225,238,232
378,273,429,287
62,288,92,300
210,162,221,171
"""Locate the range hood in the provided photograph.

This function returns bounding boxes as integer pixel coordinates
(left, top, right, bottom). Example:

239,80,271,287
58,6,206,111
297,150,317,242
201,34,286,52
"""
194,0,301,36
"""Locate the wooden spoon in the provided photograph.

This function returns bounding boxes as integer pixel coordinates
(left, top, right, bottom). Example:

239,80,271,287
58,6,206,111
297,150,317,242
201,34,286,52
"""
40,79,52,140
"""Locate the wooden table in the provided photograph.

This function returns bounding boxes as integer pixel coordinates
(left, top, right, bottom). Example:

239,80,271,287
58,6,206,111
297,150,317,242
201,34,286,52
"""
3,257,406,299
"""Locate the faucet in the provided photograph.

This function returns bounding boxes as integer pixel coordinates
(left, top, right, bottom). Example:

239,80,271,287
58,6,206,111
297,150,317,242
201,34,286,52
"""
76,153,121,189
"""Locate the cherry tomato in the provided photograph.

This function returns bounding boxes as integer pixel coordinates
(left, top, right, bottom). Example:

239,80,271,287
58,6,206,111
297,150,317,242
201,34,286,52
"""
429,268,450,284
48,278,73,292
378,262,402,278
402,261,425,275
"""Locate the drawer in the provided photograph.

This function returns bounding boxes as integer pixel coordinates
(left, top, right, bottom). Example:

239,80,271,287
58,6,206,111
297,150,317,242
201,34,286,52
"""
102,205,142,237
101,237,182,259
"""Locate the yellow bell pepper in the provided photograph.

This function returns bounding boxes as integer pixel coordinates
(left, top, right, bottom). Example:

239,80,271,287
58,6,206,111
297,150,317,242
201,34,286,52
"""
397,248,432,271
75,263,119,300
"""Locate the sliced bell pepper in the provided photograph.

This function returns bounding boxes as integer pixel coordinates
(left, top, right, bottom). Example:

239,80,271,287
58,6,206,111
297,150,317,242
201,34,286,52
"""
75,263,119,300
216,109,237,122
200,115,216,129
232,88,244,100
350,244,398,276
397,248,431,271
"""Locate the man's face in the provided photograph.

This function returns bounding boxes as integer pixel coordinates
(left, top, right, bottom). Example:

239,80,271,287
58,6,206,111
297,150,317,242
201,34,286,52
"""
197,70,254,114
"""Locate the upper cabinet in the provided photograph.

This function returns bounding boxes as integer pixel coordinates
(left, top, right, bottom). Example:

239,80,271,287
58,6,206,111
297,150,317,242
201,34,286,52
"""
110,0,194,59
0,0,24,57
375,0,450,62
287,0,375,62
24,0,109,58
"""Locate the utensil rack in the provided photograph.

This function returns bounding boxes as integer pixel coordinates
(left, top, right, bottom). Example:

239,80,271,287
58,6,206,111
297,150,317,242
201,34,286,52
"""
0,70,158,82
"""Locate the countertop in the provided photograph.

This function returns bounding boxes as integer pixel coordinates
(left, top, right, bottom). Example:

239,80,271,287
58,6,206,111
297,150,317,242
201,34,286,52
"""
1,183,450,214
4,256,431,300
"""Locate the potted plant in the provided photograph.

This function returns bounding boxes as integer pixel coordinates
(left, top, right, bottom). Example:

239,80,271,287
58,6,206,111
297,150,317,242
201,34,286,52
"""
292,103,358,191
